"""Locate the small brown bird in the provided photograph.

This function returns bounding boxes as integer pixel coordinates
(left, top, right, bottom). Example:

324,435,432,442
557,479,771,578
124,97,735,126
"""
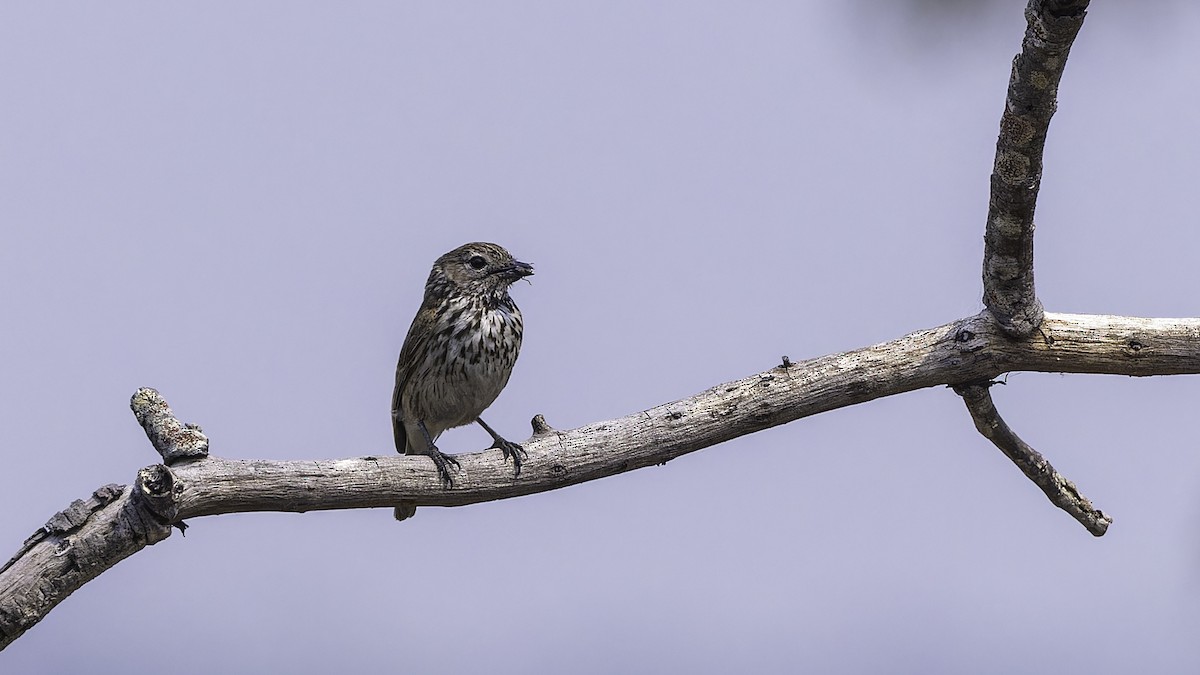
391,242,533,520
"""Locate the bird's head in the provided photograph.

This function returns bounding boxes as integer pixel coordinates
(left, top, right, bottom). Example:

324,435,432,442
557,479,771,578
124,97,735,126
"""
428,242,534,299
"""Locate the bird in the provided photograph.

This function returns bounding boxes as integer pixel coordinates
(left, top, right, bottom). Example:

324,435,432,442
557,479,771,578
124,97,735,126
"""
391,242,533,520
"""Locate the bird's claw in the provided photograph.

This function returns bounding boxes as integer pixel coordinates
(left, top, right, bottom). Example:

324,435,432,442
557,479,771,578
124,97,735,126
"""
491,438,527,477
428,447,461,489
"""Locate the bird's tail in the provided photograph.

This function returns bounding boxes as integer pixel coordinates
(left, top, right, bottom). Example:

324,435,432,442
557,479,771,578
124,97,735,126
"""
393,502,417,521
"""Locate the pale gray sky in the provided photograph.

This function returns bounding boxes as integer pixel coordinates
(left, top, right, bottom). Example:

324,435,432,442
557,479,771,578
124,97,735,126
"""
3,2,1200,673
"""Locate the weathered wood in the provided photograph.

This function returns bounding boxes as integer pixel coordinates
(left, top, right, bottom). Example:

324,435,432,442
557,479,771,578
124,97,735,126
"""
2,311,1198,648
131,387,209,463
954,381,1110,536
983,0,1089,336
0,484,172,648
157,312,1200,518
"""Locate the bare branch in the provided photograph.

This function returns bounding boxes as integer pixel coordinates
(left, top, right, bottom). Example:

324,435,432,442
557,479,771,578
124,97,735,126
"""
162,312,1200,518
2,310,1197,647
0,483,172,649
983,0,1089,337
953,381,1110,536
2,310,1197,646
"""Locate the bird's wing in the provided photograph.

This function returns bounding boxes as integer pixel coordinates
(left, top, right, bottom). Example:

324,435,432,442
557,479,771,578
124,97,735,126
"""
392,308,434,455
391,366,409,454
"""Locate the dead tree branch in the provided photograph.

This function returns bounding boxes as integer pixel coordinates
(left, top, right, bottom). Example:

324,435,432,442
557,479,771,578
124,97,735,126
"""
953,381,1110,536
3,311,1199,647
0,483,173,649
964,0,1096,540
983,0,1089,337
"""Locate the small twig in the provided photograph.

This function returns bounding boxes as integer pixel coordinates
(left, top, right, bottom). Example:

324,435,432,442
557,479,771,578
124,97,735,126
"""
953,381,1110,536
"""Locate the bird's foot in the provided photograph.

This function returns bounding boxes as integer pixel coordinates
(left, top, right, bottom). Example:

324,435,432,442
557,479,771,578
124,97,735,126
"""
428,447,461,488
491,437,527,477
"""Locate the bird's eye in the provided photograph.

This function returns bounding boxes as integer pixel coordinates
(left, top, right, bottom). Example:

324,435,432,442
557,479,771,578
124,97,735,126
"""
468,255,487,270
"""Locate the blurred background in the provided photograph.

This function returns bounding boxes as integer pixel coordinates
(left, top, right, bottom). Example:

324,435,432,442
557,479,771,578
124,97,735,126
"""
2,1,1199,672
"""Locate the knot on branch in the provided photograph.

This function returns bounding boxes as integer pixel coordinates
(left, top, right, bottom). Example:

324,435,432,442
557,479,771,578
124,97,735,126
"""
530,414,556,435
951,379,1007,402
134,465,183,530
984,297,1045,339
131,388,209,463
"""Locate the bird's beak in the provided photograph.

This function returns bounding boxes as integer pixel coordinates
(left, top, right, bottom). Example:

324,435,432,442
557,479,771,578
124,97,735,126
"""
496,260,534,281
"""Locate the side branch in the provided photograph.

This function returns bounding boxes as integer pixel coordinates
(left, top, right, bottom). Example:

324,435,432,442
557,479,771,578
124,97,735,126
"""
983,0,1089,337
131,387,209,463
953,381,1110,536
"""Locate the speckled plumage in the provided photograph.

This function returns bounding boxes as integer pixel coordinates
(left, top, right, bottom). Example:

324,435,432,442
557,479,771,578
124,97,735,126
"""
391,242,533,520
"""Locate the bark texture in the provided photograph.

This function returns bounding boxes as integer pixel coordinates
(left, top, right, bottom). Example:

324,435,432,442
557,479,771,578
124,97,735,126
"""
983,0,1089,337
0,483,173,648
155,312,1200,519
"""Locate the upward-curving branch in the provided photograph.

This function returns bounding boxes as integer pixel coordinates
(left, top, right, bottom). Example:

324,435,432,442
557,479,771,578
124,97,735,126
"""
982,0,1089,337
